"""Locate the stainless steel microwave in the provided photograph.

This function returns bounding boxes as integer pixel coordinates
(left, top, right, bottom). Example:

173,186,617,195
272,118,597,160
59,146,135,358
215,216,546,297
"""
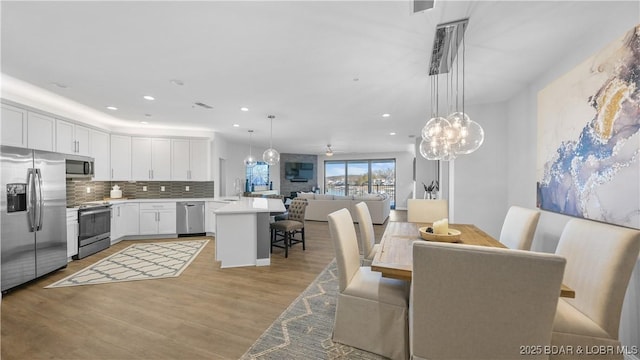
65,155,94,179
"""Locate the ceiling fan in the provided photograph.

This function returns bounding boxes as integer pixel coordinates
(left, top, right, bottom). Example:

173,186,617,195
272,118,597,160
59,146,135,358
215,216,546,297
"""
325,144,334,157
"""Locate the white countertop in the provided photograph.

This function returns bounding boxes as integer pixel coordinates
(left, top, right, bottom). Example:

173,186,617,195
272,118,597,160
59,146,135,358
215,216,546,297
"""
214,197,286,214
82,197,235,206
77,196,285,214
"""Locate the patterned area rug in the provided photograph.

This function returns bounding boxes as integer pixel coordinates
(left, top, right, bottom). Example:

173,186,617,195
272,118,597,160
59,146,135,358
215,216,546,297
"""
241,260,388,360
45,239,209,288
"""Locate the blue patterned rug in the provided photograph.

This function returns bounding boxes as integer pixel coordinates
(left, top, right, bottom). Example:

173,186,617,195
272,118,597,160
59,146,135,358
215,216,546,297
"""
45,239,209,288
241,260,388,360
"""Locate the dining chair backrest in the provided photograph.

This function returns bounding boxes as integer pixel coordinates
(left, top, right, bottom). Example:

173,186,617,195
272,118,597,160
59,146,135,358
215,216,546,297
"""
554,218,640,338
410,241,566,359
407,199,448,223
353,202,375,258
499,206,540,250
288,198,308,222
327,208,360,292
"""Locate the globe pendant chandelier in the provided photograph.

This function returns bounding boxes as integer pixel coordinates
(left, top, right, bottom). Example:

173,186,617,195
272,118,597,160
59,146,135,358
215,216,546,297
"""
263,115,280,166
420,18,484,161
243,129,257,168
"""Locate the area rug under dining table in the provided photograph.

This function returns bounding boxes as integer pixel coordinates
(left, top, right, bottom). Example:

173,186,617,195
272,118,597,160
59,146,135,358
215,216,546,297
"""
45,239,209,288
241,259,387,360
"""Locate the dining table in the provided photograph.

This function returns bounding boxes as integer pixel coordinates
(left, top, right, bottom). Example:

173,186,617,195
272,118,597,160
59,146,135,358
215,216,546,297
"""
371,221,575,298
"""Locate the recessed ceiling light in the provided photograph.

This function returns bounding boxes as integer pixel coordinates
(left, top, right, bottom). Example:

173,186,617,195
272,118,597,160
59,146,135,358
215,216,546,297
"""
144,113,152,117
106,106,118,111
240,107,249,112
140,121,149,125
143,95,155,101
170,79,184,86
389,132,396,136
233,124,240,127
382,113,391,118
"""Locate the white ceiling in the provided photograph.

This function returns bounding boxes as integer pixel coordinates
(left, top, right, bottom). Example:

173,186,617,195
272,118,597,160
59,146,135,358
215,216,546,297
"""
0,1,630,155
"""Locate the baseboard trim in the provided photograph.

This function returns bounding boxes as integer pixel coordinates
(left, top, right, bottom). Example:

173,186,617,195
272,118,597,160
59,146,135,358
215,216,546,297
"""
256,258,270,266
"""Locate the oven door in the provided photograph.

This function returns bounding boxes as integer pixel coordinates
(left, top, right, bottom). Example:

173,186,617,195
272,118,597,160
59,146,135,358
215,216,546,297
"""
78,207,111,247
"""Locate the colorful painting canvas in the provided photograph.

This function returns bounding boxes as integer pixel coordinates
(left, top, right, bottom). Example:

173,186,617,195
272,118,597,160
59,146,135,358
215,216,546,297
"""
537,25,640,230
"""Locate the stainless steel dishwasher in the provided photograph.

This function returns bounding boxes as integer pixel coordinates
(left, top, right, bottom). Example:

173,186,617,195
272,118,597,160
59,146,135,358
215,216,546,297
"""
176,201,205,236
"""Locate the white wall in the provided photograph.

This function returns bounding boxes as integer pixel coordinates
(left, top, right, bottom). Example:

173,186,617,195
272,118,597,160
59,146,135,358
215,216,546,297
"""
212,134,281,198
450,101,509,238
506,11,640,353
316,151,414,210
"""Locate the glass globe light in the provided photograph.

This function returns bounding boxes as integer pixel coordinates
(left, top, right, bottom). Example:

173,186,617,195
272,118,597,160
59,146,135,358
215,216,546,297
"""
263,148,280,166
420,138,450,160
421,116,450,140
454,120,485,155
243,154,257,168
447,112,470,127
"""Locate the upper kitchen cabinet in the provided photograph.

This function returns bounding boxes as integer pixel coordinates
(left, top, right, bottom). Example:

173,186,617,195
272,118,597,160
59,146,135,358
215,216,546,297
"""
90,129,110,181
27,112,56,151
1,104,55,151
171,139,209,181
131,137,171,181
110,135,131,180
1,103,28,148
56,119,90,156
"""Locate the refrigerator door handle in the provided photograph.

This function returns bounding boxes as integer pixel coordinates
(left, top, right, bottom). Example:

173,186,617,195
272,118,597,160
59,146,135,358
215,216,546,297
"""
35,168,44,231
26,168,36,232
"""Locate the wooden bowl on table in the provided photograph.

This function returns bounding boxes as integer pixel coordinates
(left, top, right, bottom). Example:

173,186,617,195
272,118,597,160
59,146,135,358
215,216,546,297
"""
418,227,462,243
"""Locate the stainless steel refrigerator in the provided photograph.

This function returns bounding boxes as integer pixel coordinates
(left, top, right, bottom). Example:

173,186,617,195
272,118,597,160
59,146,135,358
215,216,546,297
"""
1,145,67,292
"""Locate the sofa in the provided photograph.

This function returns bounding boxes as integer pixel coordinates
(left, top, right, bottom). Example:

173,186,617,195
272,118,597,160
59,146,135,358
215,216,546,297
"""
297,193,391,224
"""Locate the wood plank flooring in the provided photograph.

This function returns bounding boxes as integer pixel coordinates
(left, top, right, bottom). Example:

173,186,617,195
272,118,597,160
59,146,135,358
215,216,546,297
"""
1,210,406,360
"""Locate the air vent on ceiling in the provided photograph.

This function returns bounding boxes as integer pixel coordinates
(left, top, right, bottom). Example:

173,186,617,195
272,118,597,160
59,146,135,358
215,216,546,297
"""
194,102,213,109
428,18,468,75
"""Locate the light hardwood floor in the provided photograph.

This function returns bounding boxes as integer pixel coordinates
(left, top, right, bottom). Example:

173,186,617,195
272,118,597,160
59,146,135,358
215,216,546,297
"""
1,210,406,360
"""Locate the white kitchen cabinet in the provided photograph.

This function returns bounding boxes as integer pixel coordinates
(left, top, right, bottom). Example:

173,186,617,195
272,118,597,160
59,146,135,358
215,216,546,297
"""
111,203,139,242
139,202,176,235
110,135,131,180
66,208,78,260
90,129,110,181
1,105,55,151
56,119,91,156
171,139,209,181
1,103,28,147
27,112,56,151
205,201,226,234
189,139,209,180
131,137,171,180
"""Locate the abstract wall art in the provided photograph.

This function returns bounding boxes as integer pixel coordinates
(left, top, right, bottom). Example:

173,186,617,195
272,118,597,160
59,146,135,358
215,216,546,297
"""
537,25,640,229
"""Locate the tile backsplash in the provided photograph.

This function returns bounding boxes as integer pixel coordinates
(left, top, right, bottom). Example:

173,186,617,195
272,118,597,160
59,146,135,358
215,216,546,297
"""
66,180,214,207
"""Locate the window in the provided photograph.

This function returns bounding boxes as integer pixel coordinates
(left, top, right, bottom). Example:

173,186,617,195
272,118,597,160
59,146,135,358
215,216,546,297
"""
246,161,270,191
325,159,396,208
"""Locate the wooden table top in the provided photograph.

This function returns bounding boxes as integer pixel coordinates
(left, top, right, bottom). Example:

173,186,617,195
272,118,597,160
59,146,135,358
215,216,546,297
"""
371,222,575,298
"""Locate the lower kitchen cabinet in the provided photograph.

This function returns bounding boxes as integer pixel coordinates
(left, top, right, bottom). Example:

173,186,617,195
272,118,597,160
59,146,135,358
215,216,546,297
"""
205,201,227,234
139,203,176,235
66,209,78,260
111,203,139,242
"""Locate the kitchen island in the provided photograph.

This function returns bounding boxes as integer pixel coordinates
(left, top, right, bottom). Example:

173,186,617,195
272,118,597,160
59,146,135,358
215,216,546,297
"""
214,197,286,268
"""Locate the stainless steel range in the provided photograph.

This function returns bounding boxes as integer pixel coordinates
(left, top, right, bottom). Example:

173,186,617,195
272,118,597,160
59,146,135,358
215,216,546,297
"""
75,203,111,259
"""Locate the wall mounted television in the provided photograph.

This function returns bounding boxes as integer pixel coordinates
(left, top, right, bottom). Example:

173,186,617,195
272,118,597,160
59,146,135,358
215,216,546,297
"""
285,162,314,182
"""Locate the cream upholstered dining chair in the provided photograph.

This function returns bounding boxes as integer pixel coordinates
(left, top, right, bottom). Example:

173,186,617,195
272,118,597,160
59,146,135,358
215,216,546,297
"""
550,219,640,360
353,202,380,266
328,208,409,360
407,199,448,223
410,241,566,360
270,198,308,258
499,205,541,250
